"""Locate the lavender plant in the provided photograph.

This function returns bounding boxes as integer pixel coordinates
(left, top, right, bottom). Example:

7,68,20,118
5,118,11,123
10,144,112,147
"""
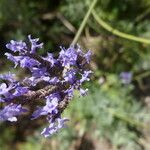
0,35,92,137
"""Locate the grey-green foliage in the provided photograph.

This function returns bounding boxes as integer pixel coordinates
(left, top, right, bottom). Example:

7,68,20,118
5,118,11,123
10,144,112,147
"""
60,0,89,26
62,75,147,150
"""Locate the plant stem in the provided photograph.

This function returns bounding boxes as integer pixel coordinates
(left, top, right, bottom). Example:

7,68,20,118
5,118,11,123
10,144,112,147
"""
71,0,98,45
135,7,150,23
134,70,150,80
92,10,150,44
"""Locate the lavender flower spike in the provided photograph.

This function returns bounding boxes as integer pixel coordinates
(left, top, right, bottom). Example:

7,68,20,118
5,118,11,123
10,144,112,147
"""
0,35,92,137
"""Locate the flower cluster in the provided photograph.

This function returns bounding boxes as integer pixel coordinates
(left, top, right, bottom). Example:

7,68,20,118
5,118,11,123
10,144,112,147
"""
0,35,92,137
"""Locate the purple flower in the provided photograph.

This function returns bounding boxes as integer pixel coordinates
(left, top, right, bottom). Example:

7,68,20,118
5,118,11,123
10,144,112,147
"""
30,67,48,77
79,88,88,96
1,35,92,137
46,92,61,101
6,40,27,53
0,82,29,102
31,99,58,119
31,107,44,120
76,45,84,55
84,50,92,64
32,93,60,119
0,97,4,102
13,86,29,96
28,35,43,53
64,87,74,99
20,57,40,68
0,103,27,122
41,117,69,137
43,98,58,114
0,83,10,95
59,46,78,67
0,83,15,97
64,69,77,84
48,77,59,84
41,122,57,137
0,72,16,82
120,72,132,84
5,53,22,68
23,76,37,86
80,70,92,83
44,53,57,67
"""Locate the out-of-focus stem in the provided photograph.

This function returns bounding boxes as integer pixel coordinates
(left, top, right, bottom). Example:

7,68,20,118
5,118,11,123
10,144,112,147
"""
134,70,150,81
92,10,150,44
71,0,98,45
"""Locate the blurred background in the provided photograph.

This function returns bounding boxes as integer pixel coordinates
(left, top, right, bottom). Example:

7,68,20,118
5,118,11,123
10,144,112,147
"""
0,0,150,150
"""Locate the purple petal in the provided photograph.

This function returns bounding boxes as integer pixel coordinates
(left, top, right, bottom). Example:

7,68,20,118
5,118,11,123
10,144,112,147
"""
6,40,27,53
0,103,27,122
28,35,43,53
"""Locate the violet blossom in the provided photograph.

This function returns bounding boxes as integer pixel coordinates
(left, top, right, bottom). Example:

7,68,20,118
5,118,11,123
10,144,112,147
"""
0,35,92,137
120,72,132,84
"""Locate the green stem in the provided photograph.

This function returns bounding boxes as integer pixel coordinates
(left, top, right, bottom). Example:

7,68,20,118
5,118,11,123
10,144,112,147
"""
134,70,150,81
92,10,150,44
135,7,150,23
71,0,98,45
